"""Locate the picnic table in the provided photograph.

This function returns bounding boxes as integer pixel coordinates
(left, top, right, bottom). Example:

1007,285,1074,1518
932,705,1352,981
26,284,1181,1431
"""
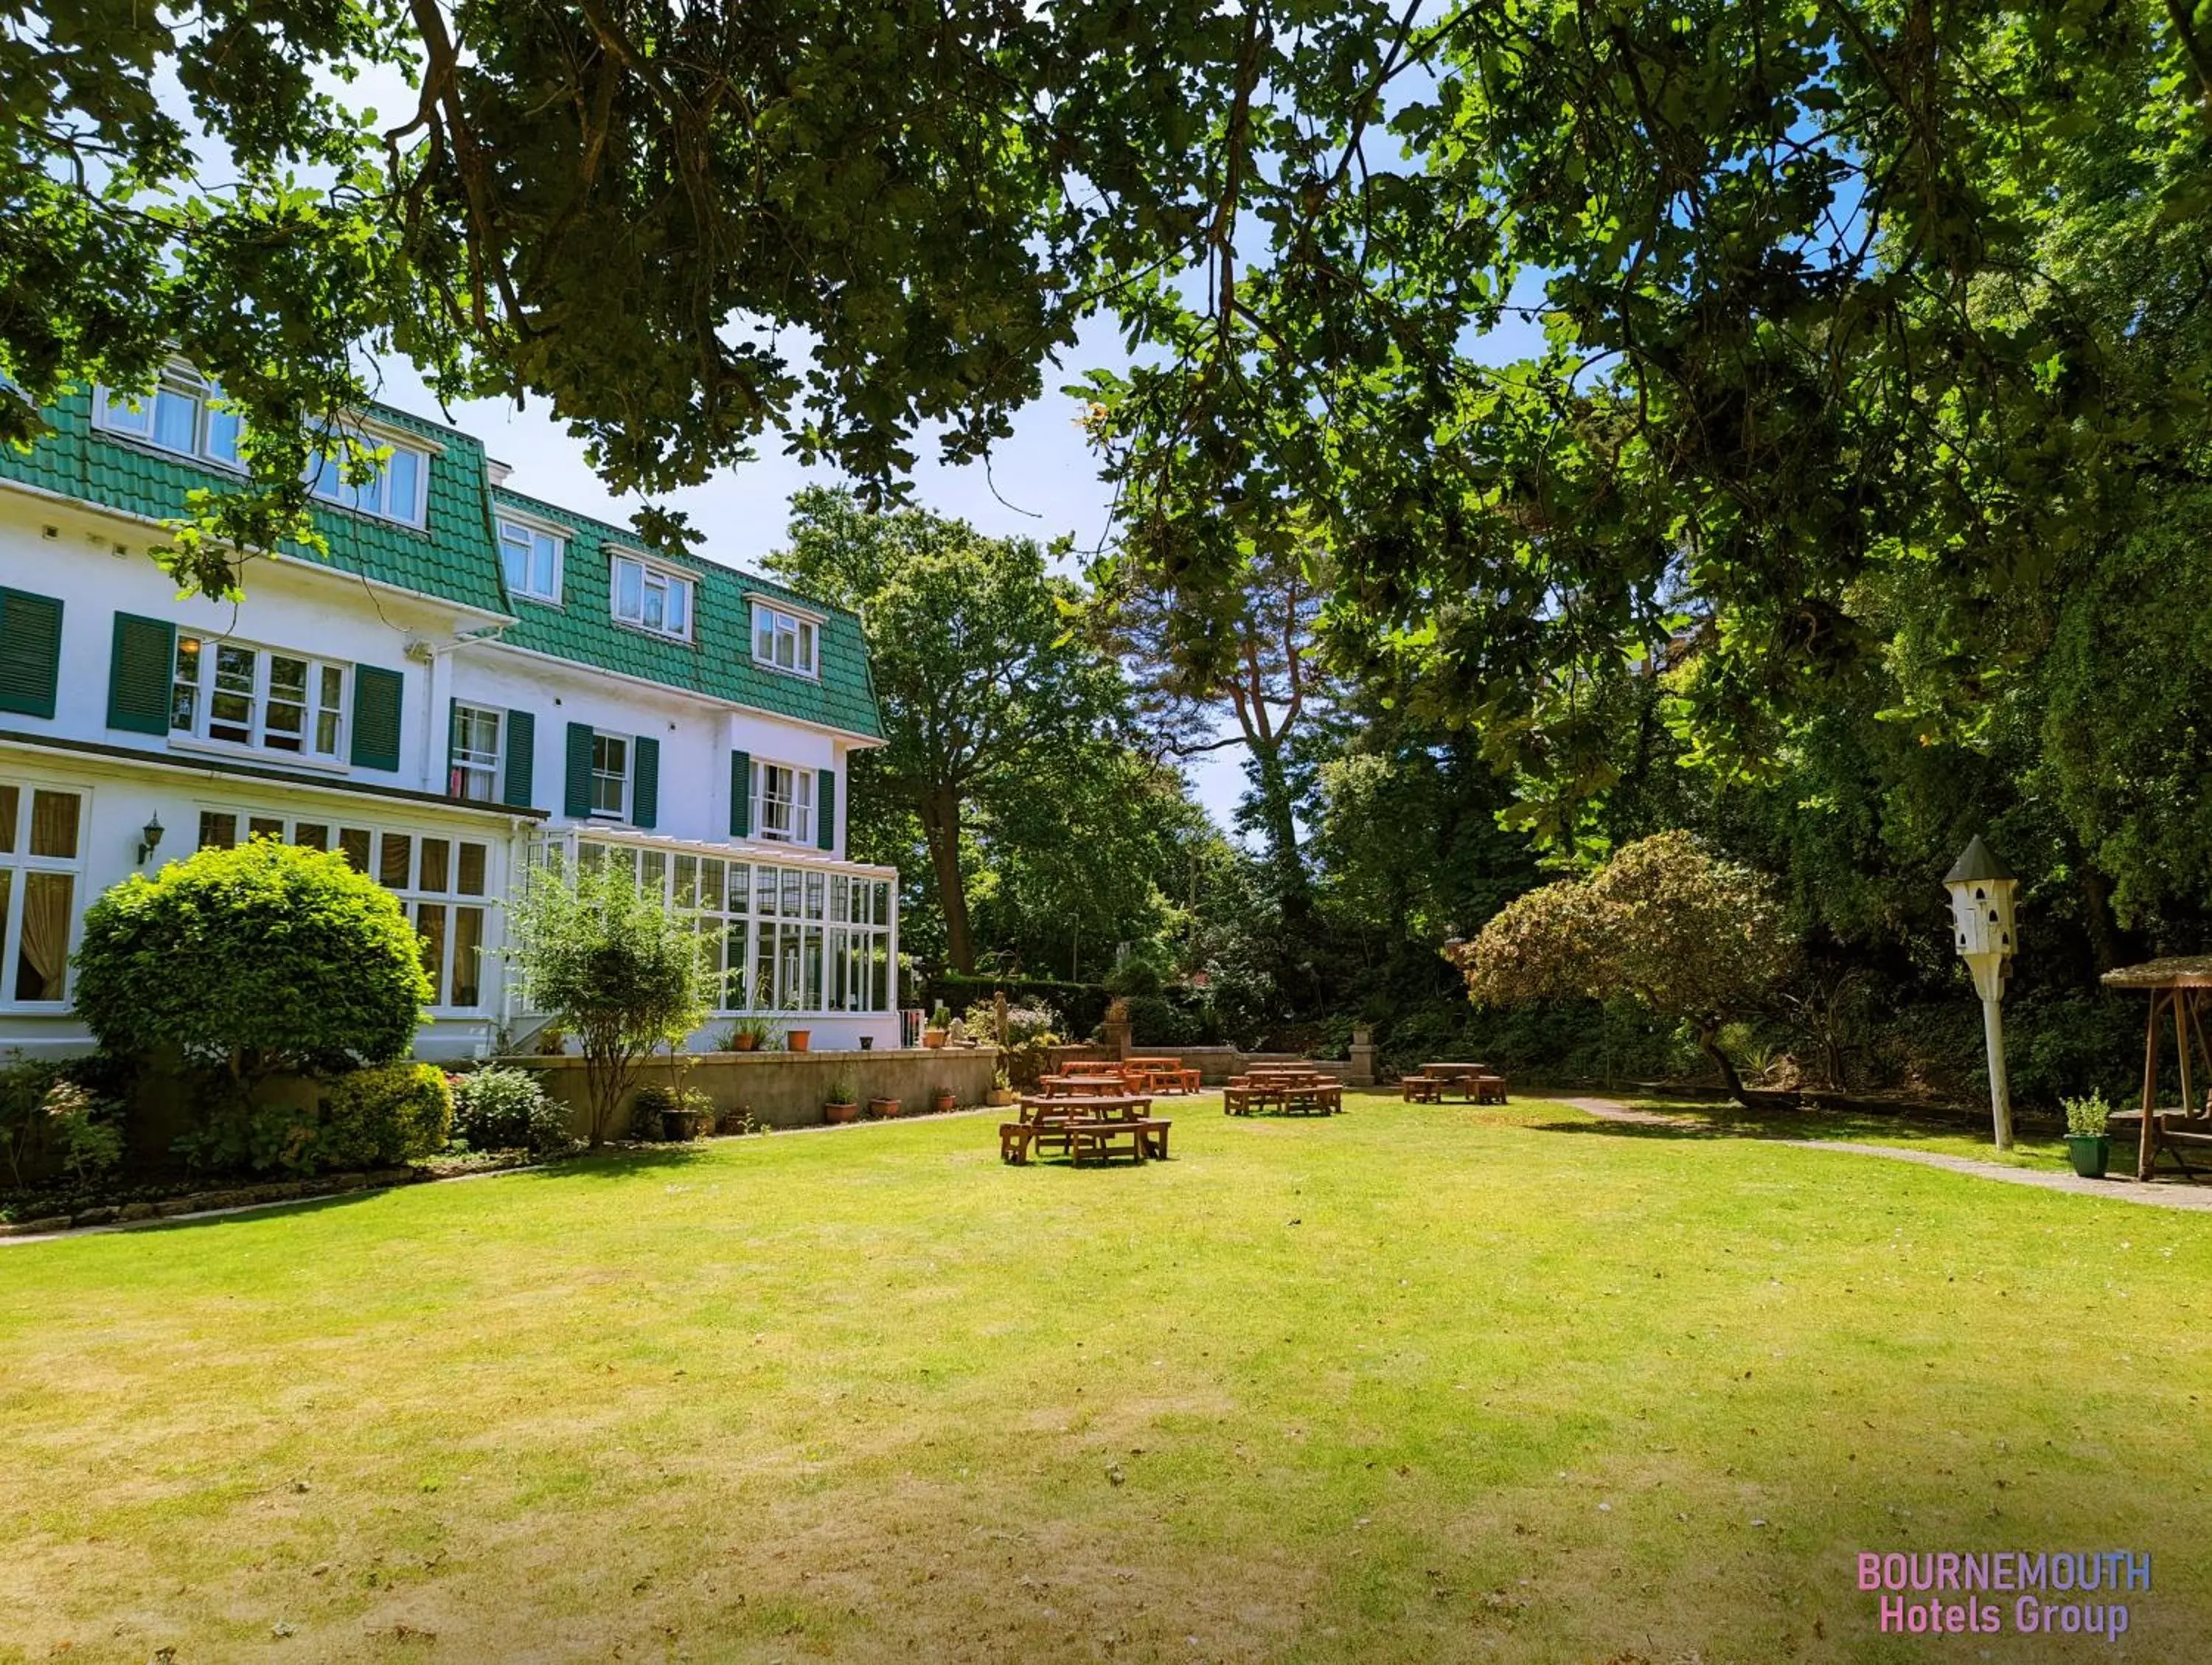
1404,1063,1509,1104
1126,1055,1200,1094
1001,1091,1172,1166
1223,1071,1342,1117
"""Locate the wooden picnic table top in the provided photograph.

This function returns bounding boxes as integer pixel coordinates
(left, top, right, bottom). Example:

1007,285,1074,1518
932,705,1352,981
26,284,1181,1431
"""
1420,1061,1495,1077
1019,1093,1152,1118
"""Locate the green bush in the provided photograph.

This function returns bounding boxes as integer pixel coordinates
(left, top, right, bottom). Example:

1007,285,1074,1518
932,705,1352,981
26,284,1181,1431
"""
318,1064,453,1169
74,841,430,1099
451,1066,571,1153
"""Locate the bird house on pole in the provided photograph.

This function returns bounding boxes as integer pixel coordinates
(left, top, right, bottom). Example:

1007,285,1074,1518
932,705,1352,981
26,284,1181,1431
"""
1944,835,2019,1148
1944,835,2018,1002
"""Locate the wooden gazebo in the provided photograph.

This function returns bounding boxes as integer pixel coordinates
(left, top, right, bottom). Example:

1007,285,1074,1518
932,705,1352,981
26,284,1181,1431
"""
2100,956,2212,1181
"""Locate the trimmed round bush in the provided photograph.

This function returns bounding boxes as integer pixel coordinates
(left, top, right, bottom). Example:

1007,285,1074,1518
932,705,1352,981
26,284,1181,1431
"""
451,1066,571,1152
319,1063,453,1168
74,840,431,1085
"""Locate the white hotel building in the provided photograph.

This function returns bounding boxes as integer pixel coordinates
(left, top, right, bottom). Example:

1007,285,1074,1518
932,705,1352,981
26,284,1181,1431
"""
0,371,900,1058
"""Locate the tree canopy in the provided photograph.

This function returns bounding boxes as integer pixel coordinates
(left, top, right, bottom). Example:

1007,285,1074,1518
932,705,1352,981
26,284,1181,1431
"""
1449,832,1795,1096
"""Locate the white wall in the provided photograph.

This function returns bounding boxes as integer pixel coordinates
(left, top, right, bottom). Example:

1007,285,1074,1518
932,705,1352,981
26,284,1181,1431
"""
0,492,482,786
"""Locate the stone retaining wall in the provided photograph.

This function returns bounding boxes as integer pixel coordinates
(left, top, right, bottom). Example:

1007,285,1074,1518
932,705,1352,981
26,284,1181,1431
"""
510,1046,1001,1133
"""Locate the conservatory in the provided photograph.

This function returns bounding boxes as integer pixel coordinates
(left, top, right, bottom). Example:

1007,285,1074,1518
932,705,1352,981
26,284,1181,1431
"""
535,827,902,1052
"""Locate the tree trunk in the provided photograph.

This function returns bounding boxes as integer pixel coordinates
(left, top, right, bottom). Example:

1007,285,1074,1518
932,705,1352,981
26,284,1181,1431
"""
1248,742,1309,915
2079,865,2127,975
1697,1022,1748,1102
918,789,976,976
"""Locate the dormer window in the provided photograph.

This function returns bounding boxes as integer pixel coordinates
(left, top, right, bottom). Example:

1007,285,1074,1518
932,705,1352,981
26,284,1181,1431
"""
751,602,818,677
305,429,428,527
94,369,243,468
611,554,693,640
498,517,564,604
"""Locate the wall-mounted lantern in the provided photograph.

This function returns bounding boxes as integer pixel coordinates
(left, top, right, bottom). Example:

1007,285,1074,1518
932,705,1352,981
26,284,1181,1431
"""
136,813,164,866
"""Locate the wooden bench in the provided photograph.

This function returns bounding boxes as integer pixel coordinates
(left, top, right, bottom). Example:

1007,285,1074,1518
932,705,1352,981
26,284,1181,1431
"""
1401,1074,1442,1103
1066,1120,1148,1165
1474,1073,1509,1105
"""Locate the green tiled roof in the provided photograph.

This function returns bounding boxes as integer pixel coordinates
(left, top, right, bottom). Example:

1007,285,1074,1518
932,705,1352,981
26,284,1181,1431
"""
490,488,883,740
0,389,509,615
0,389,883,740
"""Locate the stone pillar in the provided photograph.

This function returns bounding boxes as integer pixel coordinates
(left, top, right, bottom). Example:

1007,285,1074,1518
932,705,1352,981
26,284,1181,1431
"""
1102,1012,1133,1060
1346,1026,1377,1088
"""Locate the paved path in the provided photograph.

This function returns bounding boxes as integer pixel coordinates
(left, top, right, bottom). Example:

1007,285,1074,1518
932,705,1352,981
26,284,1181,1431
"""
1555,1096,2212,1214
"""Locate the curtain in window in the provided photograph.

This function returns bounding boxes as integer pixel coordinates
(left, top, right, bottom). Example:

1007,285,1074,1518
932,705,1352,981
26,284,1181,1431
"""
16,872,72,1000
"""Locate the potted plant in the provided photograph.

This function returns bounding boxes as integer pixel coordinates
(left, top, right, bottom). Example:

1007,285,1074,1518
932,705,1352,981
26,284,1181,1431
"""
931,1085,957,1115
786,1027,813,1053
922,1004,952,1049
987,1065,1015,1108
2063,1089,2113,1178
726,1015,776,1053
824,1072,859,1124
867,1094,902,1119
667,1086,715,1141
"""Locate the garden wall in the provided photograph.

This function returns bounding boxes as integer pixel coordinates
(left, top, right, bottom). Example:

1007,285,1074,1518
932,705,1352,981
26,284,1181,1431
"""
509,1046,1001,1133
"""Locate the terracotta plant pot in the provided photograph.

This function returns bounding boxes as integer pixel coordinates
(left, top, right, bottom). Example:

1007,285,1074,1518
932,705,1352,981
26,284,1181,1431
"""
922,1029,947,1050
987,1088,1015,1107
787,1030,812,1053
824,1099,859,1124
661,1108,710,1141
868,1096,901,1119
732,1034,759,1053
932,1090,957,1115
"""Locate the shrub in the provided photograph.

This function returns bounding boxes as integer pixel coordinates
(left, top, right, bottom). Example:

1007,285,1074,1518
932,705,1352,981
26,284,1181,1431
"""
451,1066,571,1153
319,1064,453,1169
74,841,430,1105
44,1082,124,1182
0,1052,66,1185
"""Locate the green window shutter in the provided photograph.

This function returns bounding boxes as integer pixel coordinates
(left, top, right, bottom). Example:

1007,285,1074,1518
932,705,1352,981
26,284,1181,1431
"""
633,736,660,829
107,612,175,735
504,709,536,808
816,768,836,851
564,721,594,818
445,698,461,796
350,665,405,771
729,750,751,838
0,589,63,720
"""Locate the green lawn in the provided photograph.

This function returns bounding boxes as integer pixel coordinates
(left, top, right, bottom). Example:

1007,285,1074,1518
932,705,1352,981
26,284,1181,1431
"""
5,1093,2208,1663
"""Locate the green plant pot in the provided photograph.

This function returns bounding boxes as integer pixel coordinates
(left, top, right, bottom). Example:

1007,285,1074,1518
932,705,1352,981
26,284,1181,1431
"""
2065,1134,2110,1179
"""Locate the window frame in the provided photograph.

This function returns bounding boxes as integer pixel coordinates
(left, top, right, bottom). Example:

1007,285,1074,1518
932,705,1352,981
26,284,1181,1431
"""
303,425,431,529
589,730,631,820
450,704,504,803
192,809,495,1012
749,600,821,679
0,781,87,1009
93,369,245,471
577,842,891,1016
170,636,350,763
749,759,814,845
497,515,566,605
609,553,696,642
